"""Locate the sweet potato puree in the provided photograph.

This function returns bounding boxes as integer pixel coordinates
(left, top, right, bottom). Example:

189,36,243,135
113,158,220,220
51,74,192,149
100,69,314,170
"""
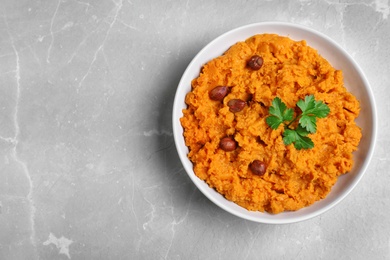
180,34,361,214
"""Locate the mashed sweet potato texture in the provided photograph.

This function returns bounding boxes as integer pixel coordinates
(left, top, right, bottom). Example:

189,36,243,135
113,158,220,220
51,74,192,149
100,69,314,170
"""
180,34,361,214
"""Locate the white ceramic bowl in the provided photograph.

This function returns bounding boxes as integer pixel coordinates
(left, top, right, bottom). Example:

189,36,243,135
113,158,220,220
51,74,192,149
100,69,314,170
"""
172,22,377,224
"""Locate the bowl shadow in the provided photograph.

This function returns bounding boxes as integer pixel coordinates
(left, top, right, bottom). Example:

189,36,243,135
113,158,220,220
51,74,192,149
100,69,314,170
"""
152,46,238,220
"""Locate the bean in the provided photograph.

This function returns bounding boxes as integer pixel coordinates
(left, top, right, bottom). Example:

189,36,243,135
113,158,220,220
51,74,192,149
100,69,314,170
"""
227,99,246,113
247,55,263,70
250,160,267,176
219,137,237,151
209,86,228,101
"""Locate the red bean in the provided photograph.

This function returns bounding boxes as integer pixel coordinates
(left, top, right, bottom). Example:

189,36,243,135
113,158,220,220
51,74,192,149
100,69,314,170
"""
227,99,246,113
247,55,263,70
250,160,267,176
209,86,228,101
219,137,237,151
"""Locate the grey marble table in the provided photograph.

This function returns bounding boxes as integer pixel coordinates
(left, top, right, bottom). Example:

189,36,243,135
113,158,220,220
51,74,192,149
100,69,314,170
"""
1,0,389,259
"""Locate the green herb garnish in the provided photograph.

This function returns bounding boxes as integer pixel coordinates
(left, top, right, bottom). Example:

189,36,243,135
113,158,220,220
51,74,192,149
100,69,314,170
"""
266,95,330,150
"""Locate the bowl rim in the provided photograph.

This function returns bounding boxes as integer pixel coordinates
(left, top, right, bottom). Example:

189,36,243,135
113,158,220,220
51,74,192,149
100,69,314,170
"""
172,21,377,224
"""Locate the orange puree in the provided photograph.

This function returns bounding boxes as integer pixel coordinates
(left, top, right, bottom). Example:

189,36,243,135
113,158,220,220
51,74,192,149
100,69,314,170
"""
180,34,361,214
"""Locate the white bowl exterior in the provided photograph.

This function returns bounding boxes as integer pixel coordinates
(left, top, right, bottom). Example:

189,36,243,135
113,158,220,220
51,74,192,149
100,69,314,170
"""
172,22,377,224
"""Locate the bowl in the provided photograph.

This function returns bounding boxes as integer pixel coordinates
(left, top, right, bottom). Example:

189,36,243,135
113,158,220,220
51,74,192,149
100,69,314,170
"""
172,22,377,224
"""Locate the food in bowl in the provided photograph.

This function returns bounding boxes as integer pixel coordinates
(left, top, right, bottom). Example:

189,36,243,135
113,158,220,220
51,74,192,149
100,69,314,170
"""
180,34,362,214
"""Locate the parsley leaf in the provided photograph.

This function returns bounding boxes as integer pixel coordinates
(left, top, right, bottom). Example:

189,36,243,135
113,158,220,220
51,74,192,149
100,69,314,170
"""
299,114,317,133
297,95,330,133
283,126,314,149
266,95,330,150
266,97,294,129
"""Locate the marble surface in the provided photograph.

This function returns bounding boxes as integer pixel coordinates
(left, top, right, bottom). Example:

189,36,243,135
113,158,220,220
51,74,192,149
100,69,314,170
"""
0,0,389,259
